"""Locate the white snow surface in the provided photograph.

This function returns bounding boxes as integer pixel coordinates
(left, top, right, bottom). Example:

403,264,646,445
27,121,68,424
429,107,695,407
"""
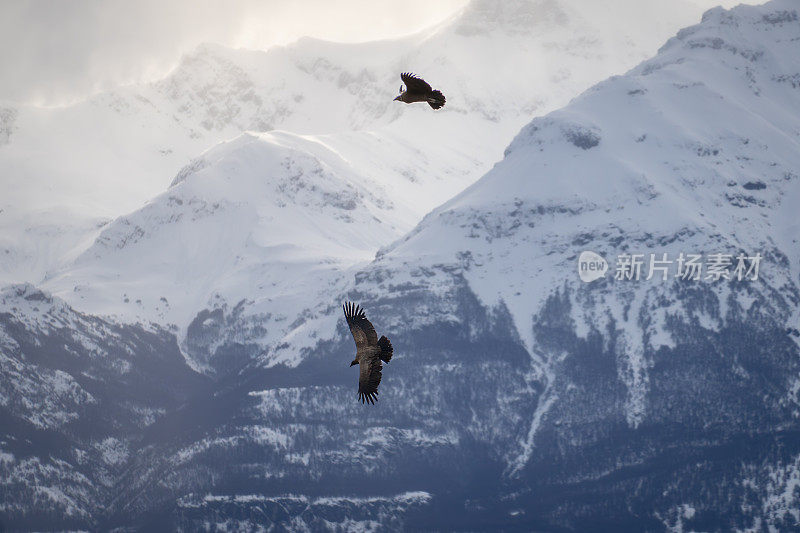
2,0,740,296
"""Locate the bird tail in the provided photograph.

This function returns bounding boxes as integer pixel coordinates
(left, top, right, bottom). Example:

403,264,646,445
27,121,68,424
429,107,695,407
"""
428,90,446,109
378,335,393,363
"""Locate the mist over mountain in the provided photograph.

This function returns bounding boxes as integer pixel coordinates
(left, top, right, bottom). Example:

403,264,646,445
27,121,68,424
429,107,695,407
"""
2,0,799,531
1,0,734,288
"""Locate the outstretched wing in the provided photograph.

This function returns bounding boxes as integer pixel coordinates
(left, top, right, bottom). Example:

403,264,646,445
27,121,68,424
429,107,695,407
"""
343,302,378,350
400,72,432,94
358,355,382,404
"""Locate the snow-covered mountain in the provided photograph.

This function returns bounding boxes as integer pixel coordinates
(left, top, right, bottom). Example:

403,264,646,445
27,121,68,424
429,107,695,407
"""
348,0,800,470
0,284,206,529
1,0,738,288
160,0,800,527
323,1,800,526
30,0,752,362
39,117,507,372
368,0,800,428
5,0,800,530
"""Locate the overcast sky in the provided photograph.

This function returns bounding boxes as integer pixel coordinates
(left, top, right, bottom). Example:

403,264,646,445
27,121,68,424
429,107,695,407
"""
0,0,466,105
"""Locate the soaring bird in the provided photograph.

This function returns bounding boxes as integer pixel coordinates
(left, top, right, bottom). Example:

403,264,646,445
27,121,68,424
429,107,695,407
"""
394,72,446,109
343,302,393,404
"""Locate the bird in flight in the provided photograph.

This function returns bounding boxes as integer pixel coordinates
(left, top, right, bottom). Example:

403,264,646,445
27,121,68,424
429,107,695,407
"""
394,72,446,109
343,302,393,404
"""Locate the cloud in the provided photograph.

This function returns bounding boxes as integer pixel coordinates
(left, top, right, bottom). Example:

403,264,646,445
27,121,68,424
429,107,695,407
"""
0,0,466,105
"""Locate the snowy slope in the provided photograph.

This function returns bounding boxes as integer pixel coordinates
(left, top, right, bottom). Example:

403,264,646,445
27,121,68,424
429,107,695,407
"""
42,131,399,371
0,284,205,528
0,0,740,287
